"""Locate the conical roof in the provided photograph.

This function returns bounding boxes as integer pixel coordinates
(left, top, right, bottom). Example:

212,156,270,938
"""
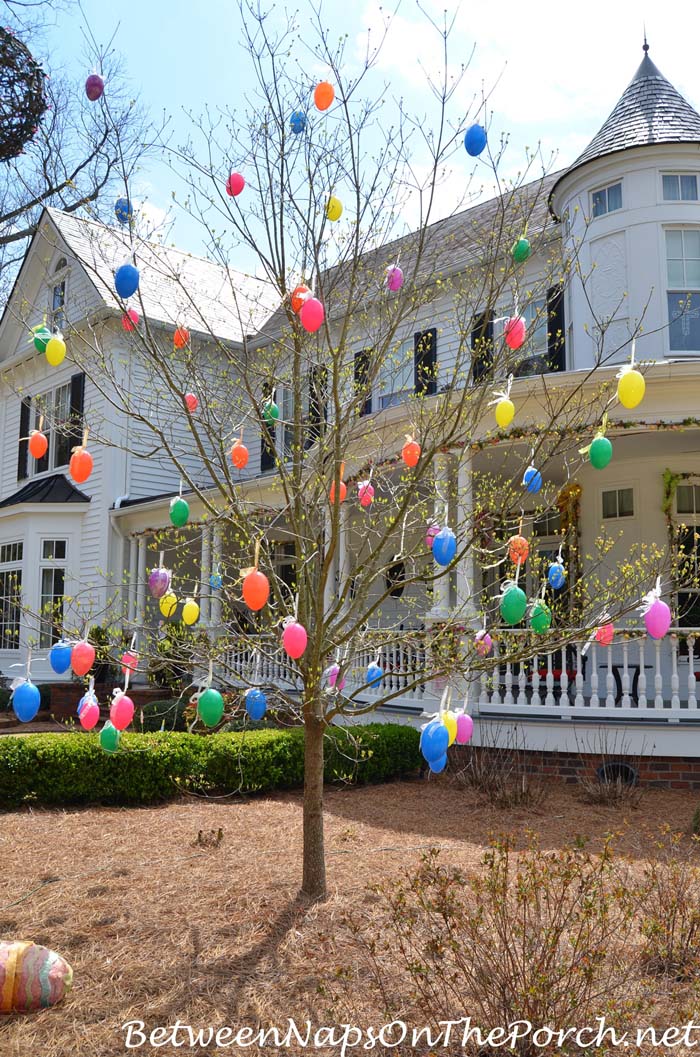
550,47,700,214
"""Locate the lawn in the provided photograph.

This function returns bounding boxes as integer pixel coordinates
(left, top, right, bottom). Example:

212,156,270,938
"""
2,779,699,1056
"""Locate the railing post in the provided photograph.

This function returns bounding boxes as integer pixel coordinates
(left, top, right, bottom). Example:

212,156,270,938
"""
590,644,600,707
688,634,698,710
654,640,664,709
531,653,541,708
575,643,584,707
637,640,647,709
621,638,631,708
671,634,681,711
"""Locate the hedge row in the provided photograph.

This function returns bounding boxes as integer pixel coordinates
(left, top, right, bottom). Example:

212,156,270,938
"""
0,723,421,806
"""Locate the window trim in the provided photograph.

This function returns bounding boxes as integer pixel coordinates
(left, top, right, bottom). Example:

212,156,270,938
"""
38,537,68,649
665,225,700,354
601,486,636,521
661,172,699,203
671,478,700,632
0,539,23,651
49,257,69,333
28,380,73,478
590,180,623,220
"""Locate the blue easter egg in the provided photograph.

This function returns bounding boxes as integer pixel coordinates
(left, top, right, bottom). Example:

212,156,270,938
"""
114,263,140,299
432,527,457,567
420,719,449,764
114,197,132,224
428,753,448,774
367,662,383,687
290,110,307,134
13,681,40,723
547,562,566,590
464,123,487,157
209,573,223,590
245,687,267,721
49,641,72,675
523,466,542,494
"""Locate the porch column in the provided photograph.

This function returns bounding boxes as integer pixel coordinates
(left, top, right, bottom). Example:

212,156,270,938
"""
136,534,148,629
456,453,477,622
128,535,138,624
426,452,451,619
210,524,223,630
200,524,212,626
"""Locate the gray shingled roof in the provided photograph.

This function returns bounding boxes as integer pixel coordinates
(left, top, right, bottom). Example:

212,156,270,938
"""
551,49,700,213
44,208,279,343
0,473,90,508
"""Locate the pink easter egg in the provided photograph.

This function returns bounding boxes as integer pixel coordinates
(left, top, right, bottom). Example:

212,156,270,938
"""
79,699,100,731
300,297,325,333
595,623,615,647
474,630,492,657
122,308,139,331
110,693,135,732
282,621,308,660
121,650,138,675
185,393,198,412
71,641,95,677
425,524,440,549
226,172,245,197
504,316,526,350
358,481,374,507
644,598,671,640
386,265,404,291
456,712,474,745
327,663,346,691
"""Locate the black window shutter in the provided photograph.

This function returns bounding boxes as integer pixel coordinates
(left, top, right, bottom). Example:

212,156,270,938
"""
17,397,30,481
354,348,372,416
414,327,438,395
307,364,328,445
69,372,85,449
260,422,276,472
471,310,494,382
546,285,566,371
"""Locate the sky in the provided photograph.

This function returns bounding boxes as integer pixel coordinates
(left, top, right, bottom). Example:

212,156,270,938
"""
36,0,700,265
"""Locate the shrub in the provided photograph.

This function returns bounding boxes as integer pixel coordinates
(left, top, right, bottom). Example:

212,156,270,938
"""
0,722,420,806
637,827,700,978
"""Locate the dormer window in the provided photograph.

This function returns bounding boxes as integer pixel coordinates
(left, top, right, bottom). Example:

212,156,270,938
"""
663,174,698,201
51,257,67,332
591,181,622,218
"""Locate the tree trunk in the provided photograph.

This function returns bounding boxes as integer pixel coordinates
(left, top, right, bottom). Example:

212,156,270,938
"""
302,713,327,901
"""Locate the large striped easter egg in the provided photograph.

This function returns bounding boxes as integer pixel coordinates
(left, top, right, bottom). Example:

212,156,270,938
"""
0,940,73,1013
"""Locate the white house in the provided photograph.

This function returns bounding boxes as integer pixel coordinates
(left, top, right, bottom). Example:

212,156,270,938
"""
1,45,700,775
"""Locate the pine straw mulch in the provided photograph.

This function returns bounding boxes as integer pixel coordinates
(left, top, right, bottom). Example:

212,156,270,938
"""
1,779,699,1056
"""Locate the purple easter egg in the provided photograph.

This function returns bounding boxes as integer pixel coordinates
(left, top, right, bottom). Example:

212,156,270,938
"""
386,265,404,291
327,663,346,691
456,712,474,745
425,524,440,549
148,567,171,599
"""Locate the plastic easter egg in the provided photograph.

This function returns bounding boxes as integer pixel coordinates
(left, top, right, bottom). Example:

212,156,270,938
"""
358,481,374,507
79,698,100,731
300,297,325,333
500,585,527,625
99,721,120,754
121,650,138,675
456,712,474,745
28,430,48,459
402,438,421,467
596,623,614,646
432,527,457,567
114,197,132,224
425,524,440,549
12,681,40,722
282,620,307,659
290,110,307,134
511,237,531,263
85,73,104,101
504,316,526,350
367,662,383,687
49,641,72,675
245,687,267,721
69,449,93,484
0,939,74,1012
645,598,671,640
32,324,51,353
226,172,245,197
262,399,279,425
182,598,200,626
122,308,139,331
428,753,447,774
443,710,457,746
474,630,492,657
71,640,95,677
386,265,404,291
159,591,178,618
329,478,347,504
327,663,346,691
495,398,515,429
291,285,310,313
547,561,566,590
198,687,224,727
420,719,449,762
169,496,189,527
618,368,645,409
523,465,542,494
45,335,66,367
508,534,529,564
209,572,223,590
589,435,612,470
114,262,140,299
242,569,270,611
110,693,134,731
314,81,335,111
529,599,552,634
185,392,198,412
230,439,249,469
464,123,487,157
148,567,171,599
326,195,343,222
174,326,190,349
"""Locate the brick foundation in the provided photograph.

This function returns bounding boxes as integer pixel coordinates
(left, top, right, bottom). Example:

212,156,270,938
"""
49,683,166,720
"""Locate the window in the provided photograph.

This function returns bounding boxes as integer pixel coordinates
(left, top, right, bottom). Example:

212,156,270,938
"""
0,541,23,650
602,487,634,519
39,539,67,648
663,174,698,202
674,483,700,629
51,257,67,332
378,337,414,409
591,181,622,218
31,382,73,474
666,229,700,352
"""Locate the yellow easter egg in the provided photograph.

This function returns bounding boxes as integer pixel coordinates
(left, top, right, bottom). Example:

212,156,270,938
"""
159,591,178,618
326,196,343,222
45,335,66,367
617,369,645,410
495,397,515,429
443,710,457,746
182,598,200,626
